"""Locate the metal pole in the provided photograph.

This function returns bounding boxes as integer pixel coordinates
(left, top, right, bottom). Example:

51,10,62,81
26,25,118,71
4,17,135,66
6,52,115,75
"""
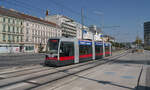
81,8,84,40
109,43,112,56
102,36,105,57
94,11,105,57
101,14,105,57
92,33,95,60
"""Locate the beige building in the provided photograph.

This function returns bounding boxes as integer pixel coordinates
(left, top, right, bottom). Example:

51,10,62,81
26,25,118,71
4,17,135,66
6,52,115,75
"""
0,7,61,53
24,18,61,53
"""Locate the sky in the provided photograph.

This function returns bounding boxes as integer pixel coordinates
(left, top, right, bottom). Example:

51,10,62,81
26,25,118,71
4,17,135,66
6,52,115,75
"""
1,0,150,42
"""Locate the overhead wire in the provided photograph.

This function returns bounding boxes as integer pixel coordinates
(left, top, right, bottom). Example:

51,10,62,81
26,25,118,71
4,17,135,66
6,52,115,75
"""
1,0,97,25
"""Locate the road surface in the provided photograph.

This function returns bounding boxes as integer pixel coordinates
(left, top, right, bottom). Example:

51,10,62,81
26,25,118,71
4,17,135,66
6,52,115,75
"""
0,50,149,90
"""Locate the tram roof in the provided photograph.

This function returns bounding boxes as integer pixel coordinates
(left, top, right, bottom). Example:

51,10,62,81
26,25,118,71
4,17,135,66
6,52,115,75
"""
48,37,111,45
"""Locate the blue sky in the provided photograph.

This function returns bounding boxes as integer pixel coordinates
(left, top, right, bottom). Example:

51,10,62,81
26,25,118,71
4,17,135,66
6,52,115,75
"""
1,0,150,42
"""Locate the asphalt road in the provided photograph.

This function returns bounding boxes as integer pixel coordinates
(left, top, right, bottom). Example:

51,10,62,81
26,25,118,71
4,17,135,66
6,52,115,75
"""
0,51,121,68
0,50,149,90
0,54,45,68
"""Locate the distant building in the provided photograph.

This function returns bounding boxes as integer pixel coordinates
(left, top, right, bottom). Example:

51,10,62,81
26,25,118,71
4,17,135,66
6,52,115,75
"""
103,35,115,42
144,21,150,48
75,22,82,39
45,15,76,37
82,26,93,40
88,25,103,41
0,7,61,53
75,23,93,40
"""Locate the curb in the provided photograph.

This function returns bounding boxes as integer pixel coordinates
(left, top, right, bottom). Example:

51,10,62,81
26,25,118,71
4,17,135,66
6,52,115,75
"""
0,53,45,57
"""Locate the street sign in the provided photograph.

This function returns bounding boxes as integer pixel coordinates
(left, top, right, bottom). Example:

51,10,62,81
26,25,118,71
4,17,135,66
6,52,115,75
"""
82,30,87,34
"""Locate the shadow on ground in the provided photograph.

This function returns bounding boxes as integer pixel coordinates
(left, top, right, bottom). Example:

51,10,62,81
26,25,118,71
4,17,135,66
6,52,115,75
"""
74,74,150,90
114,60,150,65
134,85,150,90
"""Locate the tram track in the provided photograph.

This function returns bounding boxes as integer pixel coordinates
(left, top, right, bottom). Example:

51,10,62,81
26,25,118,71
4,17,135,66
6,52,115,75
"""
26,51,128,90
0,50,126,79
0,65,47,75
0,50,128,90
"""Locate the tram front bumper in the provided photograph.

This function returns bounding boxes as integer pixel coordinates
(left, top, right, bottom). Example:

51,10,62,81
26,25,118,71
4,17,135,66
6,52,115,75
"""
45,60,60,66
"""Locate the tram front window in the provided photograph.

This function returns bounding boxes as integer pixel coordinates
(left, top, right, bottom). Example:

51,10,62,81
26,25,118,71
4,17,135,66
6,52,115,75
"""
47,39,59,54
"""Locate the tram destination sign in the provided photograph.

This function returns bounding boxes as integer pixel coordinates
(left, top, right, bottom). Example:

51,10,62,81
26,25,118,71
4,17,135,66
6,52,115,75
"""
79,41,92,45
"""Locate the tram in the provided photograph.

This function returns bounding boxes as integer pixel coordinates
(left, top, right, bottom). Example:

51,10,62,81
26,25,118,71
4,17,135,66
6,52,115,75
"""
45,37,112,66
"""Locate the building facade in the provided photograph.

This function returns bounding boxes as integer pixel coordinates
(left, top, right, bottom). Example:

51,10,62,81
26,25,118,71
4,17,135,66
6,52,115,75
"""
144,21,150,49
24,20,61,53
83,26,93,40
0,7,61,53
0,8,24,53
75,22,82,39
45,15,76,37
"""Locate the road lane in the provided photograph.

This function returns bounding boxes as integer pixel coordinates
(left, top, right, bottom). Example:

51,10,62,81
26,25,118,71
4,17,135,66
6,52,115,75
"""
0,51,127,90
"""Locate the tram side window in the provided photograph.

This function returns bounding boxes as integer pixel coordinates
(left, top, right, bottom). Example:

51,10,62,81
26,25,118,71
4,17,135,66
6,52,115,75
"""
79,45,92,55
95,45,101,53
95,45,103,53
105,46,109,52
100,46,103,52
59,42,74,57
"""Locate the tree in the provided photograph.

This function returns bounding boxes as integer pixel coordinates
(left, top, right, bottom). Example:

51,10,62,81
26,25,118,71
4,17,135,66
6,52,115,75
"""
134,36,142,45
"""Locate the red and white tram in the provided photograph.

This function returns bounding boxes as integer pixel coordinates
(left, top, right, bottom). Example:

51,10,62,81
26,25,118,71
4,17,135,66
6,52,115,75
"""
45,37,112,66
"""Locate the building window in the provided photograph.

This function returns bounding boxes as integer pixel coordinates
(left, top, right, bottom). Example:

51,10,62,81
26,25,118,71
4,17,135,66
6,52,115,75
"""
8,26,11,32
20,28,23,34
8,18,10,23
13,26,15,33
2,34,6,41
21,36,23,42
35,30,37,35
13,19,15,24
17,27,19,33
32,29,34,35
8,34,11,42
26,29,29,34
38,30,40,35
3,17,6,22
26,23,29,26
17,36,19,42
12,35,15,42
21,21,23,25
17,20,19,25
3,25,6,32
26,37,29,42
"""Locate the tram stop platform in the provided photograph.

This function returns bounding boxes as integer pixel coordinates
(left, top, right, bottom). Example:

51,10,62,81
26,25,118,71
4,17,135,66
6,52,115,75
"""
44,51,150,90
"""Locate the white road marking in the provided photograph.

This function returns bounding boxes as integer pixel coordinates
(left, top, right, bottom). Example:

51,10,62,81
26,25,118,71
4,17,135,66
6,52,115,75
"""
28,80,37,83
0,75,6,78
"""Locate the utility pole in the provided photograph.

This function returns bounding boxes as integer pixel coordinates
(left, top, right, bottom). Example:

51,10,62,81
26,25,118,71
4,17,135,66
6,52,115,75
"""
94,11,105,57
81,8,84,40
137,29,139,49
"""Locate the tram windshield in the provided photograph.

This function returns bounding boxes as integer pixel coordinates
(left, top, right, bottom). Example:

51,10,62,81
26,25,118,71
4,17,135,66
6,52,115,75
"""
47,39,59,54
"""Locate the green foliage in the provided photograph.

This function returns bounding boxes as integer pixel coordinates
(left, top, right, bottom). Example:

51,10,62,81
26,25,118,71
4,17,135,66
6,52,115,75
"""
144,46,150,50
110,41,125,48
134,36,142,45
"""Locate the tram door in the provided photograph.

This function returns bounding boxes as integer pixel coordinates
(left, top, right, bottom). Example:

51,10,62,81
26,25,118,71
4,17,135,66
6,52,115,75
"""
95,45,103,59
105,46,110,57
59,42,75,64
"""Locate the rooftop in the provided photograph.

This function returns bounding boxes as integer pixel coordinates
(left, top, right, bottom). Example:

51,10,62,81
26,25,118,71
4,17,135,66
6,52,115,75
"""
0,7,59,27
